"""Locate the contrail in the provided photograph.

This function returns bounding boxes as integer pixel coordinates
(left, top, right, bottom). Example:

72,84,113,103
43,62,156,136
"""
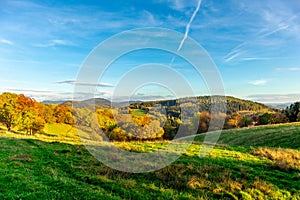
170,0,202,66
177,0,202,52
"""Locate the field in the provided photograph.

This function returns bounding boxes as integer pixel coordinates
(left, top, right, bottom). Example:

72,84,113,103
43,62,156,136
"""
132,109,147,116
0,123,299,199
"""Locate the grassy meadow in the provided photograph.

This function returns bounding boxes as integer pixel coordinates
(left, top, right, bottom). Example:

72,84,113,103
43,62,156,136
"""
0,123,299,199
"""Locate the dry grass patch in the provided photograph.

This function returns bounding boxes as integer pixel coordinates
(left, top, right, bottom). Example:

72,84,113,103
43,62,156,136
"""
252,147,300,171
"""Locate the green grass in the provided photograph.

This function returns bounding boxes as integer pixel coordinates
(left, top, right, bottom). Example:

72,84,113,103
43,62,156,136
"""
195,122,300,149
0,123,299,199
0,124,82,145
132,109,147,116
0,124,103,145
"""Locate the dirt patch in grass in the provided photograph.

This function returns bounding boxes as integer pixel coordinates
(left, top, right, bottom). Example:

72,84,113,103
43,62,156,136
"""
9,153,34,162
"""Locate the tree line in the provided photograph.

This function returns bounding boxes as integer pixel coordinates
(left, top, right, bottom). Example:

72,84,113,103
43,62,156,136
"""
0,93,74,134
1,92,299,140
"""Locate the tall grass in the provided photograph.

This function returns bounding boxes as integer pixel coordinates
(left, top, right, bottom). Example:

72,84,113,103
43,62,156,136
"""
252,147,300,171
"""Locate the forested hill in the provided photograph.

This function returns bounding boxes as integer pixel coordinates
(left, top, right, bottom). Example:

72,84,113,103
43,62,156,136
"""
60,98,111,108
222,96,273,113
43,95,273,114
129,96,273,114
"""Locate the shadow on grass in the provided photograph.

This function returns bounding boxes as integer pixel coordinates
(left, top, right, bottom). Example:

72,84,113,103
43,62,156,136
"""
2,136,299,199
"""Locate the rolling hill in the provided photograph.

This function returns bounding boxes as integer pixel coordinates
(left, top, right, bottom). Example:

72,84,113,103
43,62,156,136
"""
0,122,299,199
45,95,276,114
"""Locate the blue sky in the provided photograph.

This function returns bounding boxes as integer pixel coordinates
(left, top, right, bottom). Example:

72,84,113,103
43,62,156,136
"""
0,0,300,103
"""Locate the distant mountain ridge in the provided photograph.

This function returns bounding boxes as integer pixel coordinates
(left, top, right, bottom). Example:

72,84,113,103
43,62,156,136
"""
266,102,292,109
43,96,275,114
43,100,67,105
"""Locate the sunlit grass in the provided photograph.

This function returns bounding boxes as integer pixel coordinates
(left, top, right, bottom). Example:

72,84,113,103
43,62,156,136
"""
0,124,83,145
195,122,300,149
252,147,300,171
0,122,299,199
132,109,147,116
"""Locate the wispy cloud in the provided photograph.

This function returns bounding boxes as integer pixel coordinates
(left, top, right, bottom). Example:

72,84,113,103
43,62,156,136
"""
276,67,300,71
56,80,114,87
0,1,171,51
0,79,29,84
224,51,244,63
0,88,65,101
223,2,300,64
165,0,199,11
240,57,270,61
260,23,290,38
260,8,300,39
0,58,42,64
247,93,300,103
34,39,74,47
257,10,294,38
0,39,13,45
141,10,162,26
0,88,52,93
109,95,172,102
249,79,268,86
0,87,112,102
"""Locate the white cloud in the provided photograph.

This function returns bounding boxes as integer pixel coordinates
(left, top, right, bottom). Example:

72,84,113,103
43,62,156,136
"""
249,79,268,86
0,39,13,45
223,1,300,64
276,67,300,71
51,39,70,45
224,51,243,63
247,93,300,103
141,10,161,26
34,39,74,47
56,80,114,87
166,0,199,11
0,88,52,93
0,87,113,102
260,8,300,39
0,88,63,102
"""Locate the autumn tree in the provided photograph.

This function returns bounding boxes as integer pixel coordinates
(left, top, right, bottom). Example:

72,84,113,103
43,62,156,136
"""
106,110,166,141
15,94,45,134
54,105,74,125
226,113,242,128
40,103,56,123
0,92,18,131
96,109,118,132
132,114,151,127
197,112,211,133
270,112,288,124
108,127,129,141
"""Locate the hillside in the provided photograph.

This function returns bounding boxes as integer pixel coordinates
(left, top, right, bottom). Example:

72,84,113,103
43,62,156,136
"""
194,122,300,149
42,95,274,114
128,96,274,117
0,92,291,142
61,98,111,108
0,123,299,199
43,100,66,105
